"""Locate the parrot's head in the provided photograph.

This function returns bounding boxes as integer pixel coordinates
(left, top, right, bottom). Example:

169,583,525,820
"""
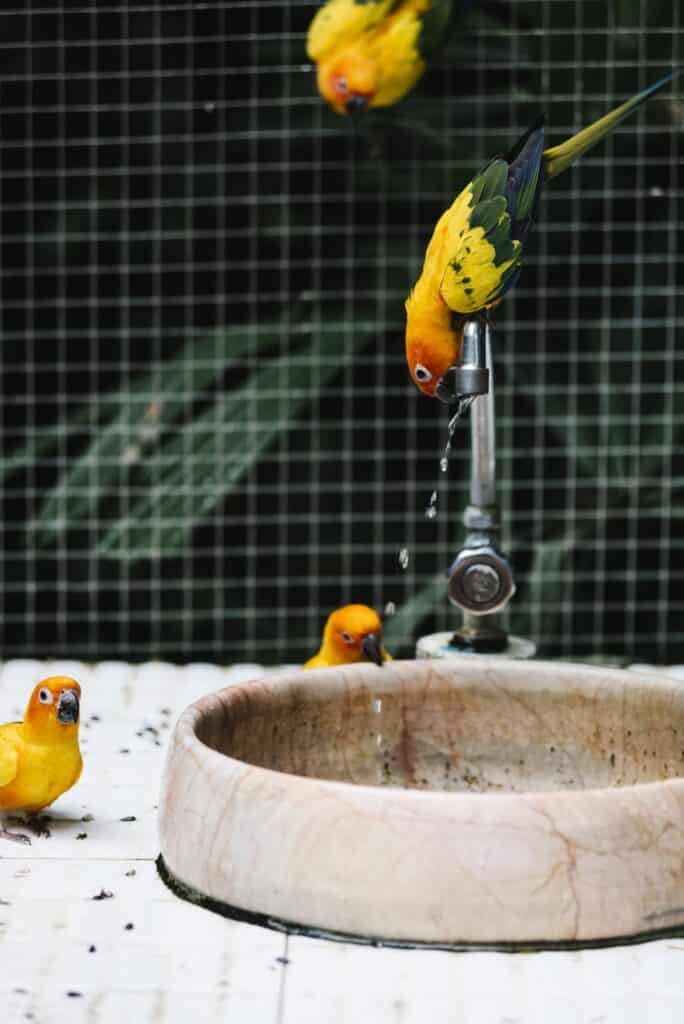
405,294,464,401
324,605,387,666
25,676,81,734
317,49,376,115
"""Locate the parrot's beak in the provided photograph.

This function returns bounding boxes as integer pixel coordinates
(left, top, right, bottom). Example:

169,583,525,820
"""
360,632,384,667
435,369,478,419
57,688,80,725
345,94,369,114
435,368,462,405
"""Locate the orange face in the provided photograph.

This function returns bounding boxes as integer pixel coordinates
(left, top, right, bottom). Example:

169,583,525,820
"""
317,51,375,115
405,322,464,400
25,676,81,730
325,605,385,665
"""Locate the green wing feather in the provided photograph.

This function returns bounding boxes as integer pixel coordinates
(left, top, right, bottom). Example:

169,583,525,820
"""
416,0,453,61
439,164,523,314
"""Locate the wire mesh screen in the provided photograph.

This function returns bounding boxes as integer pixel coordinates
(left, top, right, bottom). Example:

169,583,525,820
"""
0,2,682,664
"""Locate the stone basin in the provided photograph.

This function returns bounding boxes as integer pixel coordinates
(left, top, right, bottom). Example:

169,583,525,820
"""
158,659,684,946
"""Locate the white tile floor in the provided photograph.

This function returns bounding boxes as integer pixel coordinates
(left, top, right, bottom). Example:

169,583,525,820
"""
2,659,684,1023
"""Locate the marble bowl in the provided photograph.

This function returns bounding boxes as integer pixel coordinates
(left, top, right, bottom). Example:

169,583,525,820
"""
158,658,684,946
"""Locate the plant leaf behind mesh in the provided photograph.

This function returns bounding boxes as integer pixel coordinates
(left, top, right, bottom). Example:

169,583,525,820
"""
383,574,446,651
94,320,375,561
29,323,281,545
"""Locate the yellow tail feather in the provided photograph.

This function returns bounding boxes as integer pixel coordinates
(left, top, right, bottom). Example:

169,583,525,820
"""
543,68,681,180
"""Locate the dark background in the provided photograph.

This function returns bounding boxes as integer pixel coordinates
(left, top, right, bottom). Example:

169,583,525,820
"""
0,1,682,664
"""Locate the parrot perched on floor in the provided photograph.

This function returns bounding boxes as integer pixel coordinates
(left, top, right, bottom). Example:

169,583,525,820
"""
0,676,82,844
307,0,455,114
305,605,392,667
405,69,682,402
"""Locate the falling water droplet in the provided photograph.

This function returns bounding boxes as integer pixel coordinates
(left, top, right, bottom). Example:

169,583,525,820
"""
439,456,448,473
425,490,438,520
398,548,409,570
384,601,396,617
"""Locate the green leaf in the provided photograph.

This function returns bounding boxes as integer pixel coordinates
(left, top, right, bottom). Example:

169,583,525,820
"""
30,322,287,543
383,574,445,650
94,320,375,561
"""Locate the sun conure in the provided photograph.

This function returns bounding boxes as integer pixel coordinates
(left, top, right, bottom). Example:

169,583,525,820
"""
405,69,682,402
307,0,454,114
0,676,82,844
304,605,392,668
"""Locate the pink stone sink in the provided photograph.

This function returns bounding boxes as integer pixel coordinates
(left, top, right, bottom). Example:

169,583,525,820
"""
158,659,684,946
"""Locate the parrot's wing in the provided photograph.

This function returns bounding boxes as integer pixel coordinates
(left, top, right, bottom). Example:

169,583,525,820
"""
307,0,400,60
416,0,453,61
439,159,523,315
0,735,19,788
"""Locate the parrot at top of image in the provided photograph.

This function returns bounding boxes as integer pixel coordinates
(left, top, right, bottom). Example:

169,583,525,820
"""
0,676,83,844
404,68,683,404
306,0,457,115
305,604,393,667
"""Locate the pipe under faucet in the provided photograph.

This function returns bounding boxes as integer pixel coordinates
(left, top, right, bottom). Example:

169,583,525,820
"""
416,318,535,660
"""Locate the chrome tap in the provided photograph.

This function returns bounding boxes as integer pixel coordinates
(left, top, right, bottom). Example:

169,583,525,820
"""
416,317,535,660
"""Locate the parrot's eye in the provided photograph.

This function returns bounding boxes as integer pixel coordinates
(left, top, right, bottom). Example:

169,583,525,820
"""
336,76,348,94
38,688,53,705
414,364,433,384
341,630,354,644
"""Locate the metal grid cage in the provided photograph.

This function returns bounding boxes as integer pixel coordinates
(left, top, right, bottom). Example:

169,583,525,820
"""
0,1,682,664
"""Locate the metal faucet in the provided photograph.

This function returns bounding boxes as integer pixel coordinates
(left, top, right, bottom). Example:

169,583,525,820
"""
447,318,515,652
416,318,535,660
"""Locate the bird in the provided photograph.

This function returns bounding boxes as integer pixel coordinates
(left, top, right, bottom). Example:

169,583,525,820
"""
304,604,392,667
0,676,83,844
405,69,682,403
307,0,453,115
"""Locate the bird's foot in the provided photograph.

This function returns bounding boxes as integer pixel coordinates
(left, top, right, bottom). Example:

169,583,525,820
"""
6,814,51,839
0,827,31,846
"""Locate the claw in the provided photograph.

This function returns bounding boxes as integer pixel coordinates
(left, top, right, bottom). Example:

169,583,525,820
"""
0,828,31,846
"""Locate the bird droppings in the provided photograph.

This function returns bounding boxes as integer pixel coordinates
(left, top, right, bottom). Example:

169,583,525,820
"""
120,816,137,822
119,748,130,755
276,956,291,965
88,945,97,953
81,813,94,822
90,714,100,722
125,922,135,930
125,869,137,877
76,832,88,840
66,991,83,998
92,889,114,901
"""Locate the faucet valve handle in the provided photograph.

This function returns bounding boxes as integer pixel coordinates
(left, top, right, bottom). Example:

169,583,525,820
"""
447,544,515,616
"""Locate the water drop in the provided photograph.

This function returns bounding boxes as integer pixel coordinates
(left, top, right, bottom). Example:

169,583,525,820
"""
384,601,396,617
425,490,438,520
439,456,448,473
398,548,409,570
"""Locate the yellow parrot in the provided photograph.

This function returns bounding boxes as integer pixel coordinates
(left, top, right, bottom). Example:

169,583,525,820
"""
0,676,82,844
307,0,453,114
305,604,392,667
405,69,681,402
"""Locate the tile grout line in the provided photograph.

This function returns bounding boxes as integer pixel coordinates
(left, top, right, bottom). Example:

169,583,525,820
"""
275,933,290,1024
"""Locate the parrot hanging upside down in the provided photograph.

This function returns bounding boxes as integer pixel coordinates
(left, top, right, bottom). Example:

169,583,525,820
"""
305,605,392,667
0,676,82,844
307,0,453,114
405,69,682,403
